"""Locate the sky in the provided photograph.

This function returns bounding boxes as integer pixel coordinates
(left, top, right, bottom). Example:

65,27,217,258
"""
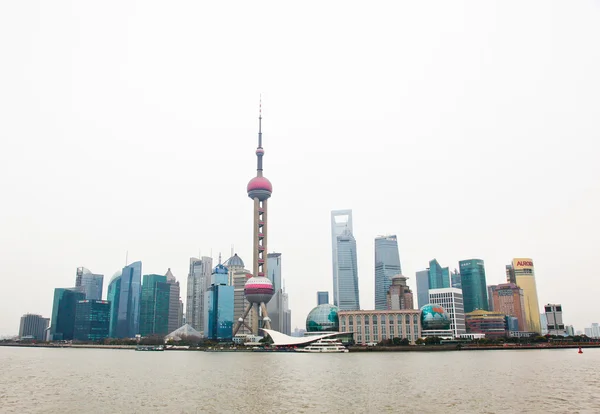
1,1,599,336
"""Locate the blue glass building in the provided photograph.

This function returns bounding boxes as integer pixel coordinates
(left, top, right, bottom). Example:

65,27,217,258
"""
50,288,86,341
459,259,488,313
428,259,450,289
416,270,430,309
107,271,121,338
336,230,360,311
140,274,170,337
112,261,142,338
74,300,111,342
317,291,329,306
374,235,402,310
204,263,234,340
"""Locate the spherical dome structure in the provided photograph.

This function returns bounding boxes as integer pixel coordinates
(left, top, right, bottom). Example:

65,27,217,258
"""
256,148,265,156
420,304,451,330
306,304,340,332
223,253,244,269
247,176,272,201
244,276,274,304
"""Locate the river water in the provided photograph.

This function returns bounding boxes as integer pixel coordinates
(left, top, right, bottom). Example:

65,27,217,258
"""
1,347,599,413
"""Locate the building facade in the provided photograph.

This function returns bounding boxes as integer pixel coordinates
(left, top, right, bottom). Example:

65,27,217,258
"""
335,228,360,310
428,288,466,337
339,310,422,345
107,271,121,338
225,254,254,336
415,269,430,309
205,264,234,340
186,256,213,333
331,210,356,309
489,283,527,331
465,310,507,339
317,291,329,305
165,268,181,333
50,288,86,341
74,299,111,342
140,274,170,337
374,235,402,310
75,267,104,301
451,270,461,289
459,259,488,313
266,252,291,334
386,275,414,310
428,259,450,290
115,261,142,339
544,304,566,336
506,258,541,333
19,314,49,341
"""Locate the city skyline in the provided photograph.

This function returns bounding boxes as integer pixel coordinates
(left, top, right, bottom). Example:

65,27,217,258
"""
2,2,600,336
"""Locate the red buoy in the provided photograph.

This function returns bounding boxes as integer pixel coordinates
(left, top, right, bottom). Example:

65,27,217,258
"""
578,346,583,354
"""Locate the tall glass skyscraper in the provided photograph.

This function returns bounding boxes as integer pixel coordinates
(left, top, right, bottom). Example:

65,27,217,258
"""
140,274,170,337
50,288,85,340
107,271,121,338
317,291,329,305
266,253,291,334
459,259,488,313
74,299,111,342
374,235,402,310
336,229,360,310
114,261,142,338
186,256,213,333
415,270,430,309
165,269,182,333
204,263,234,340
75,267,104,300
428,259,450,289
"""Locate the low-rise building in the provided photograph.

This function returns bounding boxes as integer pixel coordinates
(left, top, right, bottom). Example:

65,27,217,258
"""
338,310,421,345
465,310,507,339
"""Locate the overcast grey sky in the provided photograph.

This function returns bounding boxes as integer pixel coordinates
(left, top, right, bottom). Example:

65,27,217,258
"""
1,1,599,336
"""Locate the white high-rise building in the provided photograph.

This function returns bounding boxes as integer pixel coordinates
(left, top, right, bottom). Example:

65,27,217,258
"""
331,210,359,310
544,304,566,336
429,288,466,337
186,256,213,334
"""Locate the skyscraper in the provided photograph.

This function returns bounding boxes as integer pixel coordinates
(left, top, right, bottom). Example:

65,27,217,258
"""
386,275,414,310
232,103,275,337
544,304,566,336
19,314,49,341
74,299,111,342
451,269,461,289
336,229,360,310
165,268,181,333
374,235,402,310
204,263,234,340
428,259,450,289
140,274,170,337
115,261,142,338
429,288,466,337
186,256,213,333
459,259,488,313
107,271,121,338
225,254,253,336
331,209,354,309
267,252,291,334
50,288,85,340
489,283,527,331
506,258,541,333
415,269,430,309
317,291,329,306
75,267,104,300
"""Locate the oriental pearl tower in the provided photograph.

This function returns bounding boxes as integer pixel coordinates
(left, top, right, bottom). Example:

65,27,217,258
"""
231,101,275,337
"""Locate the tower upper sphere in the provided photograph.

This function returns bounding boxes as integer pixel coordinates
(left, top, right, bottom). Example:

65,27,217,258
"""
247,176,272,200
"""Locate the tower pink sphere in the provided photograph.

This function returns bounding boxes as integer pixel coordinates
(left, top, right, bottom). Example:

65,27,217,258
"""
247,176,272,201
244,276,274,304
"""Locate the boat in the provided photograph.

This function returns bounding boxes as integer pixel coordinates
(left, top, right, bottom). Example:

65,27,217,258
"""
296,338,349,353
135,345,164,351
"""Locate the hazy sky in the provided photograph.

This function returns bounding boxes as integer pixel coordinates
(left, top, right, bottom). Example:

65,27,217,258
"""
1,2,599,336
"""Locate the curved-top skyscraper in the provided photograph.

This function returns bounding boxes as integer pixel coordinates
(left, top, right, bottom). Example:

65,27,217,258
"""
232,102,275,336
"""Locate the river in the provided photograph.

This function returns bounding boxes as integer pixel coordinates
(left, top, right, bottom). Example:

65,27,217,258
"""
1,347,599,413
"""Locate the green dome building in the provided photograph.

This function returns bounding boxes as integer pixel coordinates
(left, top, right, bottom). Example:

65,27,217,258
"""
306,304,340,332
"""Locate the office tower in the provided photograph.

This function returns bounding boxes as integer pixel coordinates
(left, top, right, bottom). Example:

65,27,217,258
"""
267,253,291,334
75,267,104,300
374,235,402,310
204,263,235,340
489,283,527,331
487,286,495,311
165,268,181,332
506,258,541,333
140,274,170,337
415,270,430,309
232,104,275,336
19,314,49,341
540,313,548,335
429,288,466,337
107,271,121,338
544,304,566,336
335,229,360,310
317,291,329,306
459,259,488,313
451,269,461,289
387,275,414,310
114,261,142,338
225,254,254,336
186,256,213,333
428,259,450,289
50,288,85,340
331,209,354,309
566,325,575,336
74,299,111,342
